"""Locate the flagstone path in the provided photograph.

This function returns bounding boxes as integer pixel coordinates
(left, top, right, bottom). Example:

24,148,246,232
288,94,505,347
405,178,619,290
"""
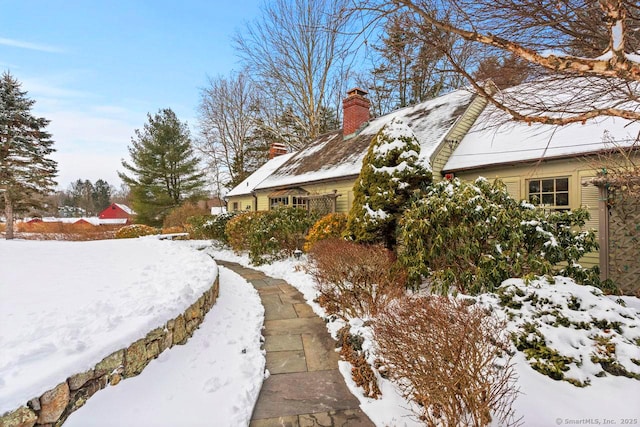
215,260,374,427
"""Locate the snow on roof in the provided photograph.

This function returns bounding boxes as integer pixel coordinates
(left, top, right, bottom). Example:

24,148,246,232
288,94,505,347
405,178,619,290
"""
443,79,640,171
226,152,296,197
444,103,640,172
254,89,474,190
41,217,128,225
114,203,135,215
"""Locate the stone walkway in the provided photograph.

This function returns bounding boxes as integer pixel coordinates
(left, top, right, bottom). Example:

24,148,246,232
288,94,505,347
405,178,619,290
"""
215,260,374,427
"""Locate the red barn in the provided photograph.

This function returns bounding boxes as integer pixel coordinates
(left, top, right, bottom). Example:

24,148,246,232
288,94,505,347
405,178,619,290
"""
98,203,135,222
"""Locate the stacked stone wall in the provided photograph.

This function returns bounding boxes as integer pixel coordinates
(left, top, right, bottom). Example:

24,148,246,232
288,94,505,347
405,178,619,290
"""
0,274,220,427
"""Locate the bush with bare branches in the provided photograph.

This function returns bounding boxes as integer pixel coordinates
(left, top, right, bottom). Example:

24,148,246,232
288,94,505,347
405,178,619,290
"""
374,296,520,427
306,239,406,319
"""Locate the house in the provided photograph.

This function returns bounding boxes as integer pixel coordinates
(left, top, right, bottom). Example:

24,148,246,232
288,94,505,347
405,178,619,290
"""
441,79,640,270
226,87,488,214
98,203,135,223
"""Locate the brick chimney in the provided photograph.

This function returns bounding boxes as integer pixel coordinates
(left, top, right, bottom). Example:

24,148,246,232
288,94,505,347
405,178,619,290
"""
268,142,288,159
343,88,370,138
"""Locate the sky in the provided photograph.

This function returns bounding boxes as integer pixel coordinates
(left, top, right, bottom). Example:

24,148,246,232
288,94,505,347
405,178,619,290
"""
0,0,262,190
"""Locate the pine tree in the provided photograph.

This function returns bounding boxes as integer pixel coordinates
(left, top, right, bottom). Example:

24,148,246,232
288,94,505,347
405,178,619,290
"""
345,118,432,248
0,72,58,239
119,108,206,226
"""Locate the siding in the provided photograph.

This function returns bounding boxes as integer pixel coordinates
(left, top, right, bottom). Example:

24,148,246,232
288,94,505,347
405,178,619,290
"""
227,195,255,212
579,172,600,268
431,95,488,180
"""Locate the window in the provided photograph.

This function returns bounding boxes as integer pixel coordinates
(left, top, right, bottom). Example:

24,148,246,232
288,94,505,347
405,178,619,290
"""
528,177,569,210
292,196,308,210
269,196,289,210
232,202,239,212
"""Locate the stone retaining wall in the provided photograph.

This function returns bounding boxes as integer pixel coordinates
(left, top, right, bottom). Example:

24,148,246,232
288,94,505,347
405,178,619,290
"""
0,274,220,427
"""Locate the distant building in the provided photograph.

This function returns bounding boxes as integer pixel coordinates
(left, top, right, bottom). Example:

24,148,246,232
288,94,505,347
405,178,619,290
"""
98,203,135,223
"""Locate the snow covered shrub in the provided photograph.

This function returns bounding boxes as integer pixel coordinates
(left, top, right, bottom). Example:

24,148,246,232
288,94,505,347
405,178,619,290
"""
303,213,348,251
345,118,431,248
247,207,318,265
489,277,640,386
225,211,266,252
115,224,159,239
162,202,208,229
306,239,407,319
399,177,599,294
187,212,237,242
374,296,519,427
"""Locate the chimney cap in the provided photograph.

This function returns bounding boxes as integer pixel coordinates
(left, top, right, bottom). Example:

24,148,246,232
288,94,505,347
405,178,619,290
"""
347,87,368,97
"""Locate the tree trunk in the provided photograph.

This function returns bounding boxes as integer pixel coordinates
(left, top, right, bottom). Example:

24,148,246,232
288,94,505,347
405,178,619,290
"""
4,192,14,240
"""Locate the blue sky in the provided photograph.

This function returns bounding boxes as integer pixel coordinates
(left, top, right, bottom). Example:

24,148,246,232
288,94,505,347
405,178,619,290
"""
1,0,262,190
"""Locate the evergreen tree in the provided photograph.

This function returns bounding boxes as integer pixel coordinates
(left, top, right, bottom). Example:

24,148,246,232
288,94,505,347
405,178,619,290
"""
119,108,206,226
0,72,57,239
345,118,431,248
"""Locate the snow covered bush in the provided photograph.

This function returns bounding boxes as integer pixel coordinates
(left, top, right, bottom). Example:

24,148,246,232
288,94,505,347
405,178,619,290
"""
246,207,318,265
303,213,348,251
225,211,266,252
306,239,407,320
487,277,640,386
226,207,317,265
399,177,600,294
115,224,159,239
374,296,519,427
345,118,431,248
187,212,237,242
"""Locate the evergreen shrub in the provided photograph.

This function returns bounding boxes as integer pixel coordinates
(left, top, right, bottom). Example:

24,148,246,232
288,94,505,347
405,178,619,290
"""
398,178,600,294
247,207,318,265
225,208,317,264
187,212,237,242
306,239,407,319
226,211,266,252
345,118,431,248
303,213,348,251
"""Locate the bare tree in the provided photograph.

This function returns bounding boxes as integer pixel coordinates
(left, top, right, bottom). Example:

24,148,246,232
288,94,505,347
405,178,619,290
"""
234,0,353,145
197,73,265,190
356,0,640,124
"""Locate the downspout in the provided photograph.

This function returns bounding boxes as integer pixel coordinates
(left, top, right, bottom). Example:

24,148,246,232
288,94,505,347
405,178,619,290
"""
252,191,258,211
598,185,610,282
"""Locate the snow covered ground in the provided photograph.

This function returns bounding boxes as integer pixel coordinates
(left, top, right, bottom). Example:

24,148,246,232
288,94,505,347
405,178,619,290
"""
209,245,640,427
2,238,639,426
64,266,265,427
0,238,218,414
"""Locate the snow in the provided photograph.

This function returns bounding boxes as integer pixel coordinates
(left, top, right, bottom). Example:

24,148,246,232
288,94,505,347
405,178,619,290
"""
613,21,624,51
0,238,217,413
225,152,295,197
445,80,640,172
3,239,639,426
212,248,640,426
37,217,127,225
113,204,135,215
64,266,265,427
